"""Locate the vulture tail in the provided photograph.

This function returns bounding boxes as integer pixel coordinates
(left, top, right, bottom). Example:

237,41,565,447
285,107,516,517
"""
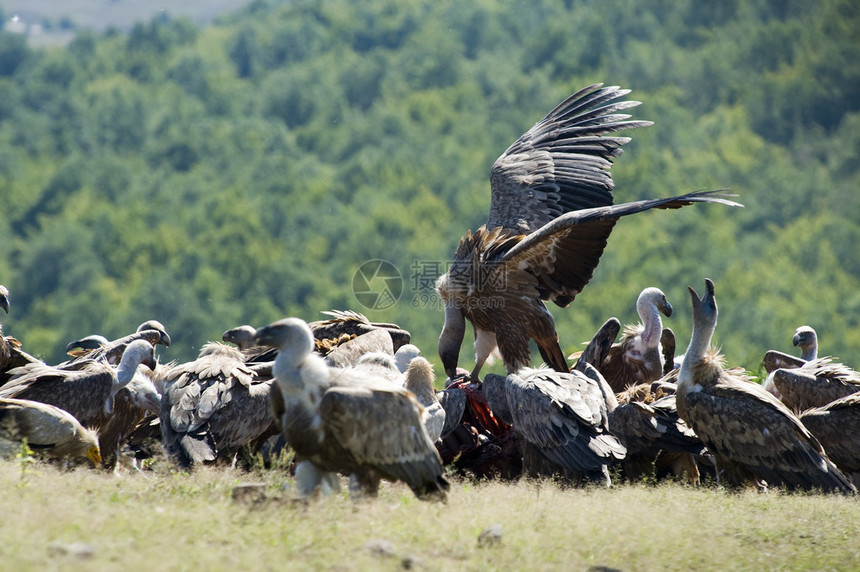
537,339,569,373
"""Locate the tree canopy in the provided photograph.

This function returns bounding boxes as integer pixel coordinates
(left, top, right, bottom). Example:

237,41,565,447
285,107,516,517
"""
1,0,858,374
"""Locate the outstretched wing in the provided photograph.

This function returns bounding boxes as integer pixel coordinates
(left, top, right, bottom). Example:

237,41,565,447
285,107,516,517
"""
502,190,741,307
487,84,652,234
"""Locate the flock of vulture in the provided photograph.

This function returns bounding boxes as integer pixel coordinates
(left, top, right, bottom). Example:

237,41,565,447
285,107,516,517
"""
1,84,858,501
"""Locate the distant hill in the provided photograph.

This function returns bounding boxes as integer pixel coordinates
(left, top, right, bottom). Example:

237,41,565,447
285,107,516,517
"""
0,0,857,371
0,0,253,45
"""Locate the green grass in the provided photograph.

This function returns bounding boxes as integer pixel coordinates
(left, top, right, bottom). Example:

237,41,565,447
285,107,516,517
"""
1,460,858,571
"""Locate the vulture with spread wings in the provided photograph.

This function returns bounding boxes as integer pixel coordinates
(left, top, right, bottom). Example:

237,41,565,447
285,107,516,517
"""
436,84,741,379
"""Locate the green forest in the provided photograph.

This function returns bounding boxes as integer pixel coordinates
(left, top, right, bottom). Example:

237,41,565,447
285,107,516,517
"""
0,0,857,375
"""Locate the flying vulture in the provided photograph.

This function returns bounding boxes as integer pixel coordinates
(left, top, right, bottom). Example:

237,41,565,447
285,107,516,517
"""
159,342,276,469
436,83,741,379
255,317,448,501
675,279,854,493
596,287,674,393
799,392,860,485
482,366,626,486
0,397,101,465
0,339,157,433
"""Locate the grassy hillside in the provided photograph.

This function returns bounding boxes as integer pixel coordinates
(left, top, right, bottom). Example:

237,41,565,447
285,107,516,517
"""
0,0,857,374
1,460,858,570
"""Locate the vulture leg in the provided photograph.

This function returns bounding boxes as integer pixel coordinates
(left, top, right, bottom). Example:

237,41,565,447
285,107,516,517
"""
471,328,498,380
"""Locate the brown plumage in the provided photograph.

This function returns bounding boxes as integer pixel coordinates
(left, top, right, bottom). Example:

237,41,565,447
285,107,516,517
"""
599,287,674,393
309,310,411,353
0,397,101,465
436,84,741,379
483,366,626,486
0,340,157,434
609,383,705,484
676,279,854,493
768,359,860,412
159,342,275,468
323,329,392,368
256,318,448,501
59,320,170,372
762,325,820,400
799,393,860,484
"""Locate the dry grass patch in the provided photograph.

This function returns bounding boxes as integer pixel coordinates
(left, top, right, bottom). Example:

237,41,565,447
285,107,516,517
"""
0,460,858,571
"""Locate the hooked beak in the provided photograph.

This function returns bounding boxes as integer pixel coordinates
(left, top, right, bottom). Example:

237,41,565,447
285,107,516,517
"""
86,446,103,466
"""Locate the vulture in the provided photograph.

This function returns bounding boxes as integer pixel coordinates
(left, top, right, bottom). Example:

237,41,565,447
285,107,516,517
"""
403,357,446,442
394,344,422,373
792,326,819,362
609,381,706,484
762,325,819,398
482,366,626,486
0,339,157,433
675,279,854,493
65,335,110,358
60,320,171,371
767,359,860,412
255,317,448,501
97,366,162,470
309,310,411,353
0,287,43,386
436,83,741,379
597,287,675,393
221,325,258,351
0,285,11,373
323,329,394,369
0,397,101,465
799,393,860,485
0,285,8,315
159,342,276,468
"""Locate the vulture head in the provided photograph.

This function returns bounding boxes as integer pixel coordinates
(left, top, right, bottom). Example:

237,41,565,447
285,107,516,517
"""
688,278,717,331
124,369,162,415
222,325,258,351
137,320,171,348
792,326,818,361
65,334,110,357
639,287,673,319
0,285,9,314
0,398,102,466
254,318,319,391
394,344,421,373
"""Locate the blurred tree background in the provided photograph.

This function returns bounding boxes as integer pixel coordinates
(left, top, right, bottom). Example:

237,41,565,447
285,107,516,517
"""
0,0,858,375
